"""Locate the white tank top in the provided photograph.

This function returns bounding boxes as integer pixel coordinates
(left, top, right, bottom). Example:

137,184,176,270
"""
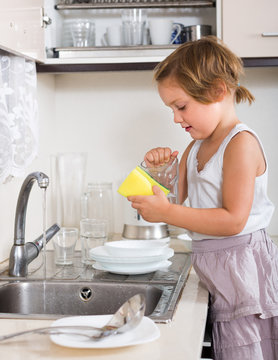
187,123,275,240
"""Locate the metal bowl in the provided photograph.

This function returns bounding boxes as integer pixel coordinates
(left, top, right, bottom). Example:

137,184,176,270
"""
122,224,169,240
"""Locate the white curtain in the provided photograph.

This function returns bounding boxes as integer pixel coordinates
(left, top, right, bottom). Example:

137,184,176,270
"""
0,51,38,184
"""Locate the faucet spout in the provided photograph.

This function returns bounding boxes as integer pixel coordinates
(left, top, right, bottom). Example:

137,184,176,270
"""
9,172,59,277
14,172,49,246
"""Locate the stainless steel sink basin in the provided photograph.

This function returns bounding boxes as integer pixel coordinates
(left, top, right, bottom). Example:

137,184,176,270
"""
0,251,191,323
0,281,162,318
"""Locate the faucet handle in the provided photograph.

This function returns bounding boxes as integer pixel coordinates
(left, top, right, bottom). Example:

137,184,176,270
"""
32,223,60,252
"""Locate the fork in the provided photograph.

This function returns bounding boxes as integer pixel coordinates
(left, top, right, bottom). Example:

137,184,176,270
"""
0,325,115,342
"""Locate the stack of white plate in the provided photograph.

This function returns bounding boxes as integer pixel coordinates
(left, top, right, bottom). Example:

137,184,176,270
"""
89,240,174,275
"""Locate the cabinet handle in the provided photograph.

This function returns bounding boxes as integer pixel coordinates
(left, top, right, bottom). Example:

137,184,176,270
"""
261,32,278,37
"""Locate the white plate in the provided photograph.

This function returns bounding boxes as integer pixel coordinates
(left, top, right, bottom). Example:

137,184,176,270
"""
98,259,171,272
104,239,168,257
93,260,171,275
90,246,174,264
50,315,160,349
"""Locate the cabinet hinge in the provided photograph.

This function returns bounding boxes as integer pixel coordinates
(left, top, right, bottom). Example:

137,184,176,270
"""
41,8,52,28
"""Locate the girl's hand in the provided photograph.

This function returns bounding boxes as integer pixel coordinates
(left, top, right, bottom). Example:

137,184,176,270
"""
144,147,179,167
127,186,170,223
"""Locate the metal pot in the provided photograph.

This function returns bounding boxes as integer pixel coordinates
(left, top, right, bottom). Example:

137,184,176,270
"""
122,223,169,240
181,25,212,42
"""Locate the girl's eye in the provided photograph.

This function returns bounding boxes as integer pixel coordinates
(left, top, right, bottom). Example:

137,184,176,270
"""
177,105,185,111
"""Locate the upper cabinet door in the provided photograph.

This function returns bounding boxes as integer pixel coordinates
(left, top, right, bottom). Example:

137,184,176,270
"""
222,0,278,57
0,0,45,62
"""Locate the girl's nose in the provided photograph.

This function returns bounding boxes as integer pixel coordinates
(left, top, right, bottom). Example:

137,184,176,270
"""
173,111,183,124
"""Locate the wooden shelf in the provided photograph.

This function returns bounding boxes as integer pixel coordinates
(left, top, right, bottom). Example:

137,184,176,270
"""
36,57,278,73
242,57,278,67
36,62,157,72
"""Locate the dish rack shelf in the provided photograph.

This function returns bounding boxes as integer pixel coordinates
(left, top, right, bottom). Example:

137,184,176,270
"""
55,0,215,10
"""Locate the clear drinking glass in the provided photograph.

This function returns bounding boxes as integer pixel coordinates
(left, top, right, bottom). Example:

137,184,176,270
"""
140,157,179,204
70,19,95,47
53,227,78,265
80,218,108,265
81,182,114,239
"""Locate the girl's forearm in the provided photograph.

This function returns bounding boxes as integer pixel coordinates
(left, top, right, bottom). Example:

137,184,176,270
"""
162,204,245,237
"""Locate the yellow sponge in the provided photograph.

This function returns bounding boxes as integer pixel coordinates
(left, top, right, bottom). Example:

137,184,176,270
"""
118,166,170,197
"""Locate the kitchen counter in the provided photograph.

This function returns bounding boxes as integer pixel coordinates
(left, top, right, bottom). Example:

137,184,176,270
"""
0,240,209,360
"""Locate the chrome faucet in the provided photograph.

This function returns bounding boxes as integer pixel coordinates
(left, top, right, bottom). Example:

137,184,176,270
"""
9,172,60,277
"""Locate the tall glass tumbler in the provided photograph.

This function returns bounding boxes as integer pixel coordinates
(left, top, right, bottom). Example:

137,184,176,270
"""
121,9,146,46
51,153,87,229
81,182,114,239
80,218,108,265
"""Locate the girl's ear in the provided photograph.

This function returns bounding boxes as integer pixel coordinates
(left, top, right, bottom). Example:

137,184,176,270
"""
210,80,227,102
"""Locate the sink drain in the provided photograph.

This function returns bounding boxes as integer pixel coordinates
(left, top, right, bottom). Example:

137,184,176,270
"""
79,287,93,302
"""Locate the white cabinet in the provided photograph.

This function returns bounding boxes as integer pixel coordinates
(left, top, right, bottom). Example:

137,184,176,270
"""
1,0,278,69
0,0,217,66
0,0,46,62
222,0,278,57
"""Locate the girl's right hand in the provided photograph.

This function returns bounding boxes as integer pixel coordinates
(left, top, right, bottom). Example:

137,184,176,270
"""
144,147,179,167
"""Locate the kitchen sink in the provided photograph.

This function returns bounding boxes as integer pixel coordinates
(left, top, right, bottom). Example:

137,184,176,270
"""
0,281,162,318
0,251,191,323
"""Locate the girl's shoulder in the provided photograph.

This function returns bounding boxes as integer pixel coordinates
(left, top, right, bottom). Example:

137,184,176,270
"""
222,123,262,153
225,127,266,176
227,124,263,150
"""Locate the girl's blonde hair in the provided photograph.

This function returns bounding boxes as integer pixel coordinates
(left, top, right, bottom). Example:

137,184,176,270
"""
154,36,254,105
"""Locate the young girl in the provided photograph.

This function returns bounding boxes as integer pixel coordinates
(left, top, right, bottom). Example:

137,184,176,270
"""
128,37,278,359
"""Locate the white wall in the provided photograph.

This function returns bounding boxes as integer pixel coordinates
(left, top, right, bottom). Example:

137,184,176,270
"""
0,74,56,263
0,67,277,262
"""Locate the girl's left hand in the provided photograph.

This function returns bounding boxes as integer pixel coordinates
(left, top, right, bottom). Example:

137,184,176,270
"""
127,186,170,223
